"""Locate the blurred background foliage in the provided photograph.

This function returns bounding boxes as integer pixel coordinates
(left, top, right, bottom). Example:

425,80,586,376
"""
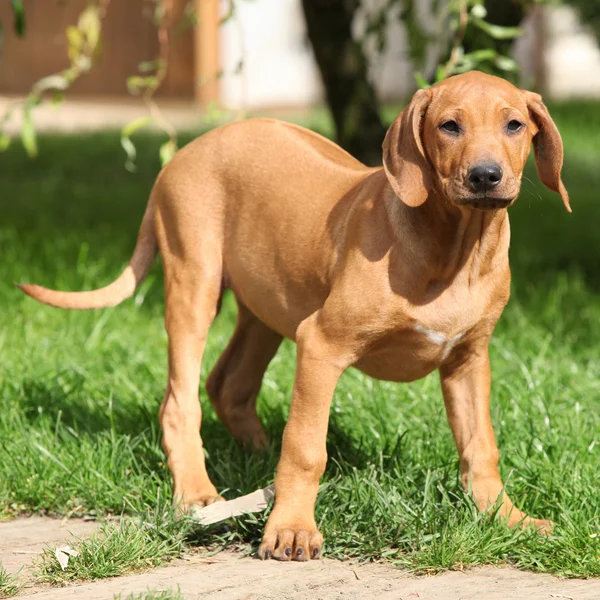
0,0,598,164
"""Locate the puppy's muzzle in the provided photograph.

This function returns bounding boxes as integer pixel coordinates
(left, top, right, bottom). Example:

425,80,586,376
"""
467,162,503,193
457,196,513,210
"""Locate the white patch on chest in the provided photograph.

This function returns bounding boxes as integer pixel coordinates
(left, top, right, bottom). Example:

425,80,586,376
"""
413,324,464,361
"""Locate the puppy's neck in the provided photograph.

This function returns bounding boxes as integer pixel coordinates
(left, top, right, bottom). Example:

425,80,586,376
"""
385,187,510,287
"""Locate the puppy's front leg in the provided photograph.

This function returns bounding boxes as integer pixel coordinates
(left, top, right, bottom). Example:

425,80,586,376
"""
440,344,552,531
258,314,349,561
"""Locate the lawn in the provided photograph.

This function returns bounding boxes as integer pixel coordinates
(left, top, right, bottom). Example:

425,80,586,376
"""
0,103,599,579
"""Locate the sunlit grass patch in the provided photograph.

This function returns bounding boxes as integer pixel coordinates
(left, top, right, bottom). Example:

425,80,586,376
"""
0,563,22,598
35,507,187,584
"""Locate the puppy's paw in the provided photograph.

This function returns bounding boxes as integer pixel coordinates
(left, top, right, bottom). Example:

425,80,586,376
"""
258,525,323,561
174,487,224,518
522,516,554,535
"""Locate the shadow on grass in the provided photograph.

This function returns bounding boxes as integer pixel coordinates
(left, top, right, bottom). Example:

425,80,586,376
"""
510,158,600,289
16,373,157,435
10,363,406,498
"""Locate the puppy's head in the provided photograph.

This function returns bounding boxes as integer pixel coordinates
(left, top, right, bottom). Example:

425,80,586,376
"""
383,71,570,212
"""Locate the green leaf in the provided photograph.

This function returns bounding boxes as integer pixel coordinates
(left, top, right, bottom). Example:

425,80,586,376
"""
471,18,523,40
66,25,83,49
51,92,66,106
495,55,519,72
74,54,93,72
21,103,38,157
32,74,70,94
453,58,476,74
78,5,101,50
66,25,83,63
138,60,158,73
414,71,430,89
219,1,235,26
122,116,151,138
126,75,157,95
121,137,137,173
470,4,487,19
120,117,152,172
153,1,166,26
11,0,25,37
159,139,177,167
462,49,498,63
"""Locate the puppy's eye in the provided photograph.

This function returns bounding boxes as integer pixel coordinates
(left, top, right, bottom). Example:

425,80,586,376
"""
440,120,460,134
507,120,523,133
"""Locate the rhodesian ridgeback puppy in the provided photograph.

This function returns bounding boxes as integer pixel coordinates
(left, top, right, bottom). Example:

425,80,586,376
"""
19,71,570,561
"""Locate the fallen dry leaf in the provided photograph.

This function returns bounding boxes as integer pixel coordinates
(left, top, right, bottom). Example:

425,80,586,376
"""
192,485,275,526
54,545,80,570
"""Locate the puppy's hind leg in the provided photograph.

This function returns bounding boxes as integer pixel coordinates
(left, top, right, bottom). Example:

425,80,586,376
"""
206,302,282,450
159,251,223,510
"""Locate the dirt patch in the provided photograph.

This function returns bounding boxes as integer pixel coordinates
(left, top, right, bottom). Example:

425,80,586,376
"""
2,517,599,599
0,516,99,577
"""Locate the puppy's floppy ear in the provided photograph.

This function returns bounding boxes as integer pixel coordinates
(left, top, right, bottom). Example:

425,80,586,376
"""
383,88,432,207
525,91,571,212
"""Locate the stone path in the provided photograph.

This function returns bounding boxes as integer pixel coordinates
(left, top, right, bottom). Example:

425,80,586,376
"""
2,517,599,599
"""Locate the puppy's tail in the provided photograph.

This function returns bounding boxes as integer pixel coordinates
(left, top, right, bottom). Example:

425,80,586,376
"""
17,198,157,310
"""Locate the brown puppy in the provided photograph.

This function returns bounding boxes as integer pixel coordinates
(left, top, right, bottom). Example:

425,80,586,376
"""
19,71,570,561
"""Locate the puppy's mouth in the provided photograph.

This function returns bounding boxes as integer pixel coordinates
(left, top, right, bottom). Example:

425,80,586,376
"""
445,178,520,211
456,196,514,211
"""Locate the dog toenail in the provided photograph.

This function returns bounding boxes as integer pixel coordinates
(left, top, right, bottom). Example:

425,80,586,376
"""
312,548,319,558
265,549,271,559
285,547,292,556
296,547,303,557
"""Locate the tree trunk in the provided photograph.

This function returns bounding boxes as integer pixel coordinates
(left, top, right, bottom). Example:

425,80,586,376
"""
301,0,386,166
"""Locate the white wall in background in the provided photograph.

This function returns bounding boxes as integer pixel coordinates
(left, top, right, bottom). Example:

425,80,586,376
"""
544,6,600,98
218,0,430,110
219,0,322,110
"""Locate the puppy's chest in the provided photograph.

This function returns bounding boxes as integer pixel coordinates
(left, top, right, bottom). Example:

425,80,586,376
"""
354,282,499,382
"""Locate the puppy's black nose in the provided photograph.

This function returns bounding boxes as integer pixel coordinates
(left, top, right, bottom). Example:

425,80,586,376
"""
468,163,503,192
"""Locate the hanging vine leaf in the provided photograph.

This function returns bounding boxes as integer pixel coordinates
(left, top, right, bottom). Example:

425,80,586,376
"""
120,117,152,172
21,102,38,157
219,0,236,26
77,5,101,52
66,25,84,64
0,0,536,169
127,75,158,95
32,74,70,94
159,139,177,167
495,55,519,72
470,3,487,19
11,0,26,37
471,17,523,40
414,71,430,89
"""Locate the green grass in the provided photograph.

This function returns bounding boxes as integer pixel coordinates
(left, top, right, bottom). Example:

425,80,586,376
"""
0,104,600,580
35,507,187,584
0,563,22,598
